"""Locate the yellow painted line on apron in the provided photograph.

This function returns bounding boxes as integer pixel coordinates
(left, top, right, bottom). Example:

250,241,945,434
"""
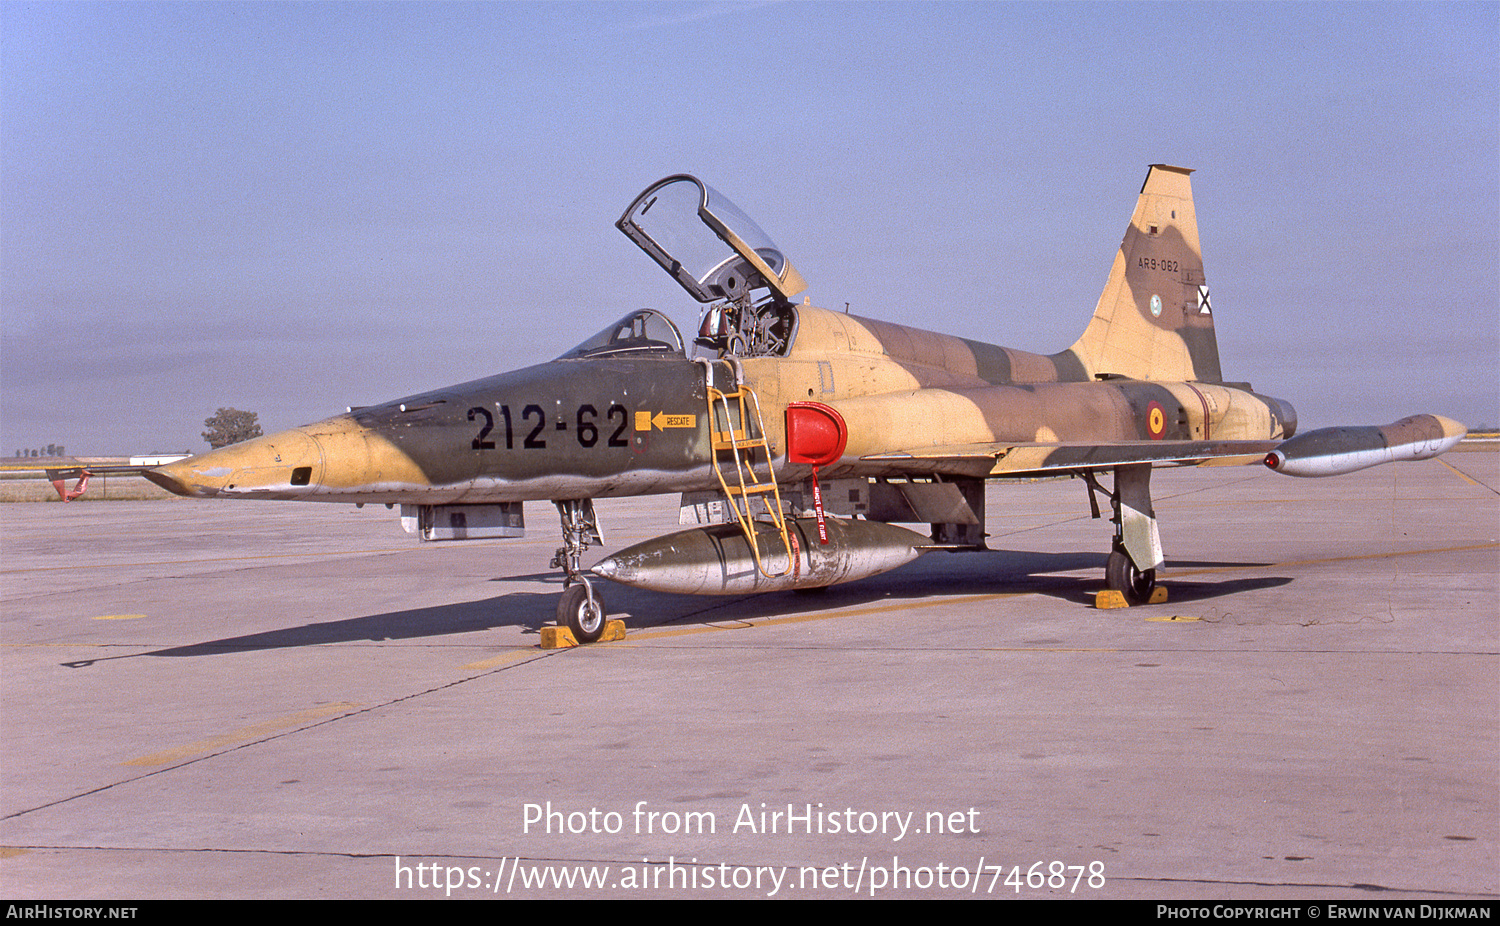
93,614,146,620
1167,542,1499,578
1,642,113,649
459,649,543,671
613,592,1113,647
1436,457,1482,487
626,592,1019,639
123,702,359,767
0,543,503,574
625,623,755,641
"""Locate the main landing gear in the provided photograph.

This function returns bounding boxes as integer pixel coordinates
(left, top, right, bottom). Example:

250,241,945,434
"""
1085,464,1163,606
1106,545,1157,604
550,499,606,642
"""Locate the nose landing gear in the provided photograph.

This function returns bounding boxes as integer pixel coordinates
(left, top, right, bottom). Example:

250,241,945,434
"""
550,499,607,643
556,581,607,644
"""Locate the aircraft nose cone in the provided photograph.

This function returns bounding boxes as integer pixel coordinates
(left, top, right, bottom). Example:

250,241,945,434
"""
142,459,208,497
143,429,323,498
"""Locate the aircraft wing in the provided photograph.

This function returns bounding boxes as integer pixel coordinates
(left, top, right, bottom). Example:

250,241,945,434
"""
863,413,1466,480
861,439,1283,479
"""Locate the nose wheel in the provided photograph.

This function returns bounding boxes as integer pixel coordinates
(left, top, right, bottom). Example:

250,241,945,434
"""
550,499,607,643
557,582,607,643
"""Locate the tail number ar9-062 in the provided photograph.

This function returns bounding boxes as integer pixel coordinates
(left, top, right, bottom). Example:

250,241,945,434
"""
468,404,631,451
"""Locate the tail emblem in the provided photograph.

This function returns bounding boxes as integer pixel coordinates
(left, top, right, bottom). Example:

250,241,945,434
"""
1197,285,1212,315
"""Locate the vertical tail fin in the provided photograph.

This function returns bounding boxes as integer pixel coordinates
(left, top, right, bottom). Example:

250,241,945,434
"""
1062,164,1222,383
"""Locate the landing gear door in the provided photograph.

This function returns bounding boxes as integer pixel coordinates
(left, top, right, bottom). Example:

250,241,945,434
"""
617,174,807,305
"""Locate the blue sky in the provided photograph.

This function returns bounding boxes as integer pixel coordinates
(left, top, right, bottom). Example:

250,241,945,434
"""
3,1,1496,455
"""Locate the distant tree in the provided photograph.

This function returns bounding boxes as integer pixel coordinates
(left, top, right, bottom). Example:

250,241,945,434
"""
202,408,263,449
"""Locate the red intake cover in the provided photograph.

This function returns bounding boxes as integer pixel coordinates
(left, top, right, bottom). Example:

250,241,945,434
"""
785,402,848,467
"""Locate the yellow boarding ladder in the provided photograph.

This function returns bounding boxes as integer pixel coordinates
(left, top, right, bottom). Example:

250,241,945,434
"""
705,366,793,579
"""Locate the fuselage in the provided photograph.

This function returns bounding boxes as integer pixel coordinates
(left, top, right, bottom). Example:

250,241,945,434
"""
145,304,1294,505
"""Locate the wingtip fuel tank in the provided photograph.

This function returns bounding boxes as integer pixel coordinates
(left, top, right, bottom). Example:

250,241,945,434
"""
1263,415,1467,478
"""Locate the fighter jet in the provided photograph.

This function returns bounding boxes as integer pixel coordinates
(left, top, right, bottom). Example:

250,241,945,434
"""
125,166,1465,642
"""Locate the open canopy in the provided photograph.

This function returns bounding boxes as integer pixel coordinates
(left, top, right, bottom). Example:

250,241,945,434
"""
616,174,807,304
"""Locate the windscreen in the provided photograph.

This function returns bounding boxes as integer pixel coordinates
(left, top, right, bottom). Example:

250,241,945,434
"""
558,309,685,359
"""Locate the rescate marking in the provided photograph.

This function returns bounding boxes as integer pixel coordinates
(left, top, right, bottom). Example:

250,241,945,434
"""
635,411,696,432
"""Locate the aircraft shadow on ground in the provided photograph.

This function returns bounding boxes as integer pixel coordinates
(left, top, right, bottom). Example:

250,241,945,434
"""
134,592,562,661
98,550,1287,664
602,548,1292,626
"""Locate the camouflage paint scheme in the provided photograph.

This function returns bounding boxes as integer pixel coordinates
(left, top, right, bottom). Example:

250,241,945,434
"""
149,168,1284,498
144,166,1466,611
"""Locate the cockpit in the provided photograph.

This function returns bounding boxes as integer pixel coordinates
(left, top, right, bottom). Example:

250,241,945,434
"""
616,175,807,359
558,309,686,360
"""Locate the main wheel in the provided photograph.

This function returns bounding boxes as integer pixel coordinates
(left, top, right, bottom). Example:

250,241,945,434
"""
1106,547,1156,605
558,583,607,643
